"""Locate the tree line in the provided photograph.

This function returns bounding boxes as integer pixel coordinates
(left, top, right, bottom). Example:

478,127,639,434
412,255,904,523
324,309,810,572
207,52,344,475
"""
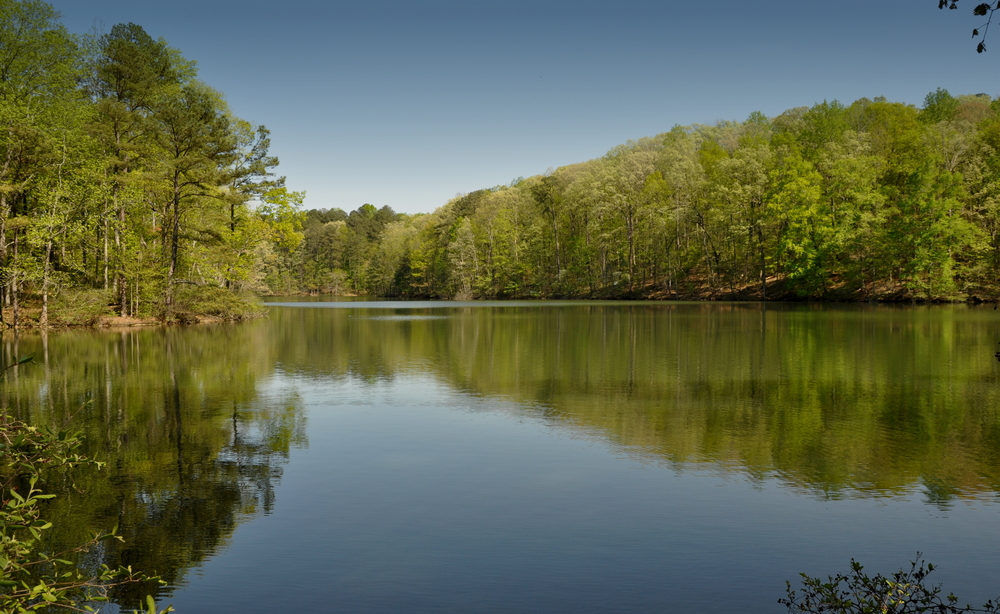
0,0,302,325
11,0,1000,312
285,90,1000,302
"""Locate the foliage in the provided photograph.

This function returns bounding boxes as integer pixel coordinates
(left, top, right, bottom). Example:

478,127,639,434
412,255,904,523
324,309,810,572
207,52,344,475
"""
171,285,266,321
280,90,1000,303
8,0,1000,310
939,1,1000,53
0,0,297,326
48,289,114,326
0,356,173,613
781,554,1000,614
0,325,305,609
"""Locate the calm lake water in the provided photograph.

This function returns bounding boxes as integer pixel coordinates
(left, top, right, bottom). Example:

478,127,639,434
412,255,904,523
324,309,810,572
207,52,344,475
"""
3,300,1000,613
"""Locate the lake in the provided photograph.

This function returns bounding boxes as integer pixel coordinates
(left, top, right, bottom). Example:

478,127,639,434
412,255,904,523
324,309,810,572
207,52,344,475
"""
3,300,1000,613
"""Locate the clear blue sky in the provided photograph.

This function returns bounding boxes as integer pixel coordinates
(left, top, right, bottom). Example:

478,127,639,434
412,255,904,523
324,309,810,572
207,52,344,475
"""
51,0,1000,214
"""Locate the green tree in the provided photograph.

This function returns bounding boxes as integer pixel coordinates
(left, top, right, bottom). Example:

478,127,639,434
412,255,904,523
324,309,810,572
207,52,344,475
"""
448,217,478,299
0,0,81,326
256,187,305,294
85,22,179,315
920,88,960,124
769,153,828,295
151,81,237,314
222,120,282,289
595,141,660,291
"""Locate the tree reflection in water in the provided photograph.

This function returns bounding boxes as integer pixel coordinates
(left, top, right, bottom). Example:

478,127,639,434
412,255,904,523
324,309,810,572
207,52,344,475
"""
0,323,306,609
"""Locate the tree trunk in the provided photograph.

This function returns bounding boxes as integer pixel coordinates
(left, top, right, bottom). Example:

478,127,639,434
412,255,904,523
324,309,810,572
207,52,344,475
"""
12,232,19,329
166,171,182,313
102,201,109,291
40,237,51,326
117,198,127,316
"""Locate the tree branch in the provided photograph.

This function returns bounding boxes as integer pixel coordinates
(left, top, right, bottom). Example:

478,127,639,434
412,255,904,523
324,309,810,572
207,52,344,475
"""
940,1,1000,52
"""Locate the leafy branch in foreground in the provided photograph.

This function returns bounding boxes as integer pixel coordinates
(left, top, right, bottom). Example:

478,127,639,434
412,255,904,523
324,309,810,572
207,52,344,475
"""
939,1,1000,52
0,355,172,613
781,553,1000,614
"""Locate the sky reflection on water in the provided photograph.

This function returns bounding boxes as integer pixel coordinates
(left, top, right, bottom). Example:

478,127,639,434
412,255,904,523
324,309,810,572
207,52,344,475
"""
168,371,1000,614
9,301,1000,613
162,302,1000,613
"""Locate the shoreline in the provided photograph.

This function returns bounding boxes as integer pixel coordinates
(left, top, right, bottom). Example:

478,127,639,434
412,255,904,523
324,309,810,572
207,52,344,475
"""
7,290,997,330
0,311,260,330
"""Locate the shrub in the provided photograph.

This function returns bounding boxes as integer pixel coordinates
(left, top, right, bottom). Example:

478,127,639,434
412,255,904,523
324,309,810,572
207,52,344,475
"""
781,554,1000,614
0,356,172,613
170,285,266,321
49,288,115,326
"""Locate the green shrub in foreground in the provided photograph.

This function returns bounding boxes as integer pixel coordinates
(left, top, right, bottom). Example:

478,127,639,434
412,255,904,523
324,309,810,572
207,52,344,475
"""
0,356,173,613
782,554,1000,614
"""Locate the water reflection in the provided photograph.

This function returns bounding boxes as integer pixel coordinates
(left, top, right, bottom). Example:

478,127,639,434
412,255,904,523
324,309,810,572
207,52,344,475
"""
268,301,1000,504
0,324,306,608
3,302,1000,612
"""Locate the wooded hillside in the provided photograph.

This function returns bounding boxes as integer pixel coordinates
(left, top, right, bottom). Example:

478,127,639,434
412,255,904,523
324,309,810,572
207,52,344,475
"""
288,91,1000,302
8,0,1000,317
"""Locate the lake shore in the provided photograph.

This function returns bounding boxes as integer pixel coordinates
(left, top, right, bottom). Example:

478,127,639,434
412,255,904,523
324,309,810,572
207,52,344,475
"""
8,280,998,329
279,275,1000,304
0,305,262,329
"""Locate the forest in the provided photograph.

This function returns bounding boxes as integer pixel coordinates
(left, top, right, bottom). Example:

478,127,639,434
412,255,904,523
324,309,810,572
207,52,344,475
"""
0,0,301,326
291,90,1000,302
7,1,1000,329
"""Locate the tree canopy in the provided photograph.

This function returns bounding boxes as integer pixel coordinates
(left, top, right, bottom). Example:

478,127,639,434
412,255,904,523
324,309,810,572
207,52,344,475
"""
277,90,1000,303
0,0,302,326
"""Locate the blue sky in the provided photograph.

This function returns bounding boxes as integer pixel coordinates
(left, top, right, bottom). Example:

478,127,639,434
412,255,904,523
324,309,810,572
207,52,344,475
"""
51,0,1000,214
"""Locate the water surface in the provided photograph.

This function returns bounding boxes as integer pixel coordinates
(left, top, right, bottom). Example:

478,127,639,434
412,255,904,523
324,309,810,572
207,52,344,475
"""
4,301,1000,613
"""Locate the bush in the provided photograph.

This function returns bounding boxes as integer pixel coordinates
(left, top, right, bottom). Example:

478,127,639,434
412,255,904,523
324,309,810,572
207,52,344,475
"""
0,356,172,613
48,288,115,326
170,285,266,321
781,554,1000,614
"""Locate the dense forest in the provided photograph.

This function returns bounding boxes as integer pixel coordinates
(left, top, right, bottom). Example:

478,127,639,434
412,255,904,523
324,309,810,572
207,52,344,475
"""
8,1,1000,327
292,90,1000,302
0,0,301,326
